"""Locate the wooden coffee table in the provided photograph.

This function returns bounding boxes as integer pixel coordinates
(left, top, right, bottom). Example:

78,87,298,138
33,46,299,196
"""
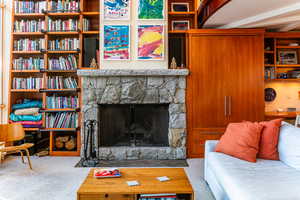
77,168,194,200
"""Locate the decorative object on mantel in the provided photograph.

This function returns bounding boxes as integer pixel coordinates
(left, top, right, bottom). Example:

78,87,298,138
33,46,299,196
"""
170,57,177,69
89,58,98,68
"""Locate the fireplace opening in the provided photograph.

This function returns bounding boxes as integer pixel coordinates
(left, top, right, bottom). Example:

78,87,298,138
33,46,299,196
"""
99,104,169,147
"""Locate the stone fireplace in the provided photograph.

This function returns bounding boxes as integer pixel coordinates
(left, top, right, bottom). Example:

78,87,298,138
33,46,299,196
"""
78,69,189,160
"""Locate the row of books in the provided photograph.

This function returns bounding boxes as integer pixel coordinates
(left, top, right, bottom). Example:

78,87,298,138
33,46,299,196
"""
47,76,78,89
12,77,43,89
139,194,176,200
14,19,45,33
48,18,79,32
13,38,45,51
48,55,78,70
48,38,79,51
265,67,276,80
46,95,79,109
45,112,78,128
82,18,90,31
13,57,44,70
48,0,80,12
14,0,46,14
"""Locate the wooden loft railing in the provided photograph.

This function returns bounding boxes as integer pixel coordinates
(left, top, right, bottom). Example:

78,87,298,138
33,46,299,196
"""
198,0,231,27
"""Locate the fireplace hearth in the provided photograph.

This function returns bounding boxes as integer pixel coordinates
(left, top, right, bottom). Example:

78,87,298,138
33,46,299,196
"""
78,69,189,160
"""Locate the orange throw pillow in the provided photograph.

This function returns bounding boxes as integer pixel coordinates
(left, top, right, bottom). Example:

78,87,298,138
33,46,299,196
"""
257,119,282,160
215,121,263,162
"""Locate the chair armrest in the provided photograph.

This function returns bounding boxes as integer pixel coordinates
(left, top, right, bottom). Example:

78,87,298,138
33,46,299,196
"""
204,140,219,180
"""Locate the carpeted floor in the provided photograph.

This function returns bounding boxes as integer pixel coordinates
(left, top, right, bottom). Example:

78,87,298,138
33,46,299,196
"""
0,156,215,200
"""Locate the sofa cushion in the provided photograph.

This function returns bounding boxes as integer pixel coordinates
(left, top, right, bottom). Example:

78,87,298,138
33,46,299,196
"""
257,119,282,160
278,122,300,170
215,121,263,162
207,152,300,200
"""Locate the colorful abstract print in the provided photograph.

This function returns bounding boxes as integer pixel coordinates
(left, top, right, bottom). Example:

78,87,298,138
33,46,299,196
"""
103,25,130,60
138,25,164,60
104,0,130,20
138,0,164,19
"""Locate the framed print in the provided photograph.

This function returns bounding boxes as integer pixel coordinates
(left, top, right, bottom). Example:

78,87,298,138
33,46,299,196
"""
104,0,130,20
278,51,298,64
172,20,190,31
171,2,189,12
137,25,164,60
103,25,130,60
138,0,164,20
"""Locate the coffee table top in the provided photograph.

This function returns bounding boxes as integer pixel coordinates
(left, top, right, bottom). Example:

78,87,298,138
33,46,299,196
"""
77,168,193,195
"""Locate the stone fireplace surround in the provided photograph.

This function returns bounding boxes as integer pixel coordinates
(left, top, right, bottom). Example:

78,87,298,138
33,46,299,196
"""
78,69,189,160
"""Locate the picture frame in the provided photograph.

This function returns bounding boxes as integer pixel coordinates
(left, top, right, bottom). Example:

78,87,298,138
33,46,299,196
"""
103,0,131,21
171,2,189,12
171,20,190,31
137,24,164,60
138,0,164,20
278,51,298,65
103,25,131,60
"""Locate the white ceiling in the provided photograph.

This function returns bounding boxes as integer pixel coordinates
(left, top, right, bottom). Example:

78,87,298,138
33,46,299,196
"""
203,0,300,31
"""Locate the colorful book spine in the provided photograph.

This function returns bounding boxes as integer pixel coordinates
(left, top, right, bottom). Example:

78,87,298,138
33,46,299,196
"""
13,38,45,51
45,112,78,128
14,1,46,14
47,76,78,89
13,57,44,70
12,77,43,89
83,18,90,31
14,19,45,32
48,0,80,12
48,38,79,50
48,55,78,70
46,95,78,109
48,18,79,32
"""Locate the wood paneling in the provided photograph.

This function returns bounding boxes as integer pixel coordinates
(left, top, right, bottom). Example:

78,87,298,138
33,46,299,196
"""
186,29,265,158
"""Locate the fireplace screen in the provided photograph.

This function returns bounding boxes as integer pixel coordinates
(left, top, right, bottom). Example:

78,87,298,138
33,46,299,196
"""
99,104,169,147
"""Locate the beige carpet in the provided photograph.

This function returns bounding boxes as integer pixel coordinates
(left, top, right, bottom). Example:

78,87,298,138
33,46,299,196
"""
0,156,215,200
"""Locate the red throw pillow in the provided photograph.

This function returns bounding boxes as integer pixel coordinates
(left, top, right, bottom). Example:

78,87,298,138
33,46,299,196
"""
215,121,263,162
257,119,282,160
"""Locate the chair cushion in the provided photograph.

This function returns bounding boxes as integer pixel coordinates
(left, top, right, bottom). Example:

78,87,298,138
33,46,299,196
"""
257,119,282,160
278,123,300,170
215,121,263,162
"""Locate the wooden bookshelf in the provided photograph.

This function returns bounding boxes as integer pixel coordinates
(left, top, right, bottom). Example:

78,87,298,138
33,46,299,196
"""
9,0,100,156
264,32,300,81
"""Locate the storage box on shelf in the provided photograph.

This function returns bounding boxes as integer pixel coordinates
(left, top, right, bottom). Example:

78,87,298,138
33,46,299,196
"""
9,0,100,156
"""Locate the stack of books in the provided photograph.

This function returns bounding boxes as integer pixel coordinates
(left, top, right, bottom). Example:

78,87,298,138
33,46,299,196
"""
12,77,43,89
46,95,78,109
47,76,78,89
83,18,90,31
48,18,79,32
48,0,80,12
14,19,45,32
139,194,177,200
13,57,44,70
48,55,77,70
48,38,79,51
45,112,78,128
265,67,276,80
13,38,45,51
14,0,46,14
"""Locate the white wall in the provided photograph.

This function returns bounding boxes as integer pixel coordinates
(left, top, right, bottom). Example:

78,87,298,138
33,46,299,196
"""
100,0,168,69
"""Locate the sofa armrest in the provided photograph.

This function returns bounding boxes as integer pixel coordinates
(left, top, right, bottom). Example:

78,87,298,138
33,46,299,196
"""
204,140,219,180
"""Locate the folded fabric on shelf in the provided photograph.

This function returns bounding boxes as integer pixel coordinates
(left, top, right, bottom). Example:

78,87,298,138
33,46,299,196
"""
10,113,42,122
14,107,40,116
22,124,43,128
12,99,42,111
9,120,42,125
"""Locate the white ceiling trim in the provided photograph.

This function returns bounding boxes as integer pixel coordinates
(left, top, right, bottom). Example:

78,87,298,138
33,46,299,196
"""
243,15,300,28
279,21,300,31
218,2,300,29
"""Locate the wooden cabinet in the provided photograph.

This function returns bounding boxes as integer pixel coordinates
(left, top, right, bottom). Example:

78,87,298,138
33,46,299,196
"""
186,29,265,158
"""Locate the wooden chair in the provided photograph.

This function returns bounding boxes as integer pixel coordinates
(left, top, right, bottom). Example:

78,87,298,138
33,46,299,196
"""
0,124,34,169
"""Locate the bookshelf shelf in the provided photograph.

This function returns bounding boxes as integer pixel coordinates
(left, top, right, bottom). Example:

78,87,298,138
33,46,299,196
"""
47,31,79,35
277,64,300,67
277,46,300,49
45,70,77,73
13,32,44,36
11,89,40,93
42,128,78,132
12,51,43,54
168,11,196,15
265,79,300,82
82,31,99,34
47,12,80,16
12,70,41,73
41,108,79,112
24,128,39,131
41,88,80,93
47,50,79,54
82,11,100,16
14,13,44,17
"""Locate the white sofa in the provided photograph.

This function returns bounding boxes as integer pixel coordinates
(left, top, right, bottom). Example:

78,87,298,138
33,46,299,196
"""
204,122,300,200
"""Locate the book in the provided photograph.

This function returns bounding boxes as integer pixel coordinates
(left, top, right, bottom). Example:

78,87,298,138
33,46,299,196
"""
48,55,78,70
94,168,121,178
48,38,79,51
12,77,43,89
48,0,80,13
14,19,45,32
14,1,46,14
48,18,79,32
46,95,78,109
45,112,78,128
47,76,78,89
13,38,45,51
13,57,44,70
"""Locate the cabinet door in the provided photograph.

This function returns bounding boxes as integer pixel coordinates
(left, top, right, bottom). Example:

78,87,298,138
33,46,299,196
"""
187,36,229,129
226,36,265,122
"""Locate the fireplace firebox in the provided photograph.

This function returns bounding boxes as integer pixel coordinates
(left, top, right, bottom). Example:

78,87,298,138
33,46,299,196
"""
99,104,169,147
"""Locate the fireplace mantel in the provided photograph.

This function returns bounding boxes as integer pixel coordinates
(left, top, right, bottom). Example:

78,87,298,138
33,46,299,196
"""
77,69,189,77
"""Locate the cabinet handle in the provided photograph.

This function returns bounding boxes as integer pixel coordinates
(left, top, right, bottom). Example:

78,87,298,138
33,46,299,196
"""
224,96,227,116
228,96,232,116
